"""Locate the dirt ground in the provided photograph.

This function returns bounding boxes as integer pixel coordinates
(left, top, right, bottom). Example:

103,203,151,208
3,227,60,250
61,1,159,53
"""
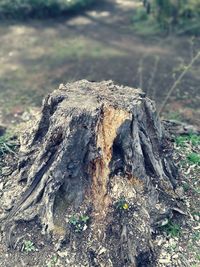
0,0,199,126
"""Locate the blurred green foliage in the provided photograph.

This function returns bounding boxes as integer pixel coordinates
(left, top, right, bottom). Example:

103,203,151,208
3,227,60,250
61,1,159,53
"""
0,0,94,19
136,0,200,34
187,152,200,165
154,0,200,32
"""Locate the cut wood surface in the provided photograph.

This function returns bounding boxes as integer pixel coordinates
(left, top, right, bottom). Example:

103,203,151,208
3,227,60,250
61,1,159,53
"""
1,80,181,267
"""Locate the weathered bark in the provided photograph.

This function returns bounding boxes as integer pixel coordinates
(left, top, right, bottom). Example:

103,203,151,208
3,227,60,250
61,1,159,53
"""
1,80,179,266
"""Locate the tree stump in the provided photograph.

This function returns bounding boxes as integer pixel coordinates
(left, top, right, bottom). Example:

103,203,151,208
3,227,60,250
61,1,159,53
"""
1,80,179,266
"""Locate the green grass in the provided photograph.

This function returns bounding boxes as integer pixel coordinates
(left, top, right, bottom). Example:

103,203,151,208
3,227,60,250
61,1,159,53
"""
132,8,161,36
187,152,200,165
175,134,200,169
161,220,181,238
175,134,200,147
69,214,90,233
0,132,18,156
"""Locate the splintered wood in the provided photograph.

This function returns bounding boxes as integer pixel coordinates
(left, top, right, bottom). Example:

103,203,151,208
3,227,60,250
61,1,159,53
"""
91,106,130,217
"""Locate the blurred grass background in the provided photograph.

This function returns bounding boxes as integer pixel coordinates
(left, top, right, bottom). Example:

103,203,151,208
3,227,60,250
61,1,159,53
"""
133,0,200,35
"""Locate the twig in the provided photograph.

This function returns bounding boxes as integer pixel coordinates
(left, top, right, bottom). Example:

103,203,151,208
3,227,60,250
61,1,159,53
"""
158,50,200,115
138,56,146,89
189,36,195,61
147,55,160,98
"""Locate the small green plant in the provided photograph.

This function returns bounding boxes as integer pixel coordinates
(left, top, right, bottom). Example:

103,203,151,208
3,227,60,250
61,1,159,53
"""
0,133,18,156
175,134,200,147
189,134,200,146
187,152,200,165
80,215,90,223
69,214,90,233
161,220,181,237
175,135,189,147
47,255,58,267
116,196,129,211
22,240,36,253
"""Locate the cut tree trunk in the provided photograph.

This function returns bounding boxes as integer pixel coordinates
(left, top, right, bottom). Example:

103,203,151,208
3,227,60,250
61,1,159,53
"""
1,80,179,267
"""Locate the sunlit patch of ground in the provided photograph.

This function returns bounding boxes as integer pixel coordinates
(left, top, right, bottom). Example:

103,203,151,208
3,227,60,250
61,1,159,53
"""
116,0,142,10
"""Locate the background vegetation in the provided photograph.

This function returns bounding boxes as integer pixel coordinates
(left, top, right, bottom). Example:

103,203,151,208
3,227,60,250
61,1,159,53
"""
0,0,94,19
133,0,200,35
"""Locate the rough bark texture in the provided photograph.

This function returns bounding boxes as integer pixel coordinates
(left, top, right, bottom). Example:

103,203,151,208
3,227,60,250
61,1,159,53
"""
1,80,179,266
